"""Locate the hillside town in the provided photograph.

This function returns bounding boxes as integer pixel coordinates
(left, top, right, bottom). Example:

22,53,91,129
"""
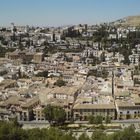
1,0,140,139
0,22,140,124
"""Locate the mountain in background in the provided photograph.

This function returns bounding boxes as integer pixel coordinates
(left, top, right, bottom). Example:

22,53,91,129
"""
112,15,140,27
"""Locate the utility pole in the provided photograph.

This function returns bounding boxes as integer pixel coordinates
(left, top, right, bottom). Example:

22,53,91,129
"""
112,69,114,98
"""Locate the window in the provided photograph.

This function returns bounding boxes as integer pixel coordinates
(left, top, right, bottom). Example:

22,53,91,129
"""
76,114,79,117
88,109,91,112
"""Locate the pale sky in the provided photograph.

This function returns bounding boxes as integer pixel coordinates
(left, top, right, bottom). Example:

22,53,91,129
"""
0,0,140,26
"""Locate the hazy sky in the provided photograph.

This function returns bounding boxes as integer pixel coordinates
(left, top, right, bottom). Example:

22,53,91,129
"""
0,0,140,26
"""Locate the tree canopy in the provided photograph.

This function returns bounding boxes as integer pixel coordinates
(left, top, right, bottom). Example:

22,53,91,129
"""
0,121,140,140
88,115,103,124
54,79,67,87
36,71,48,78
43,105,66,125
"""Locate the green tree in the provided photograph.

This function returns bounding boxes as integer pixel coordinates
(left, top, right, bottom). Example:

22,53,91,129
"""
78,133,90,140
90,56,101,66
91,130,107,140
94,115,103,124
1,121,140,140
118,44,131,65
101,37,108,50
0,121,27,140
105,116,111,124
54,79,66,87
88,115,103,124
36,70,48,78
43,105,66,126
100,51,106,62
120,125,136,140
27,128,43,140
43,105,54,125
102,68,109,79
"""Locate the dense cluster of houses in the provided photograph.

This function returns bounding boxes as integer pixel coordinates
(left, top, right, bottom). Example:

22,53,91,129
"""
0,23,140,122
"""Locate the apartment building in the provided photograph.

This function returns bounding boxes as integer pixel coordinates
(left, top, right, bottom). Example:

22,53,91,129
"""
33,105,45,121
73,103,116,121
115,99,140,120
0,96,40,121
73,93,116,121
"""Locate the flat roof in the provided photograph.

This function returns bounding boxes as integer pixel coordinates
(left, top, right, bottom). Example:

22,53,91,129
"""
73,103,115,110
